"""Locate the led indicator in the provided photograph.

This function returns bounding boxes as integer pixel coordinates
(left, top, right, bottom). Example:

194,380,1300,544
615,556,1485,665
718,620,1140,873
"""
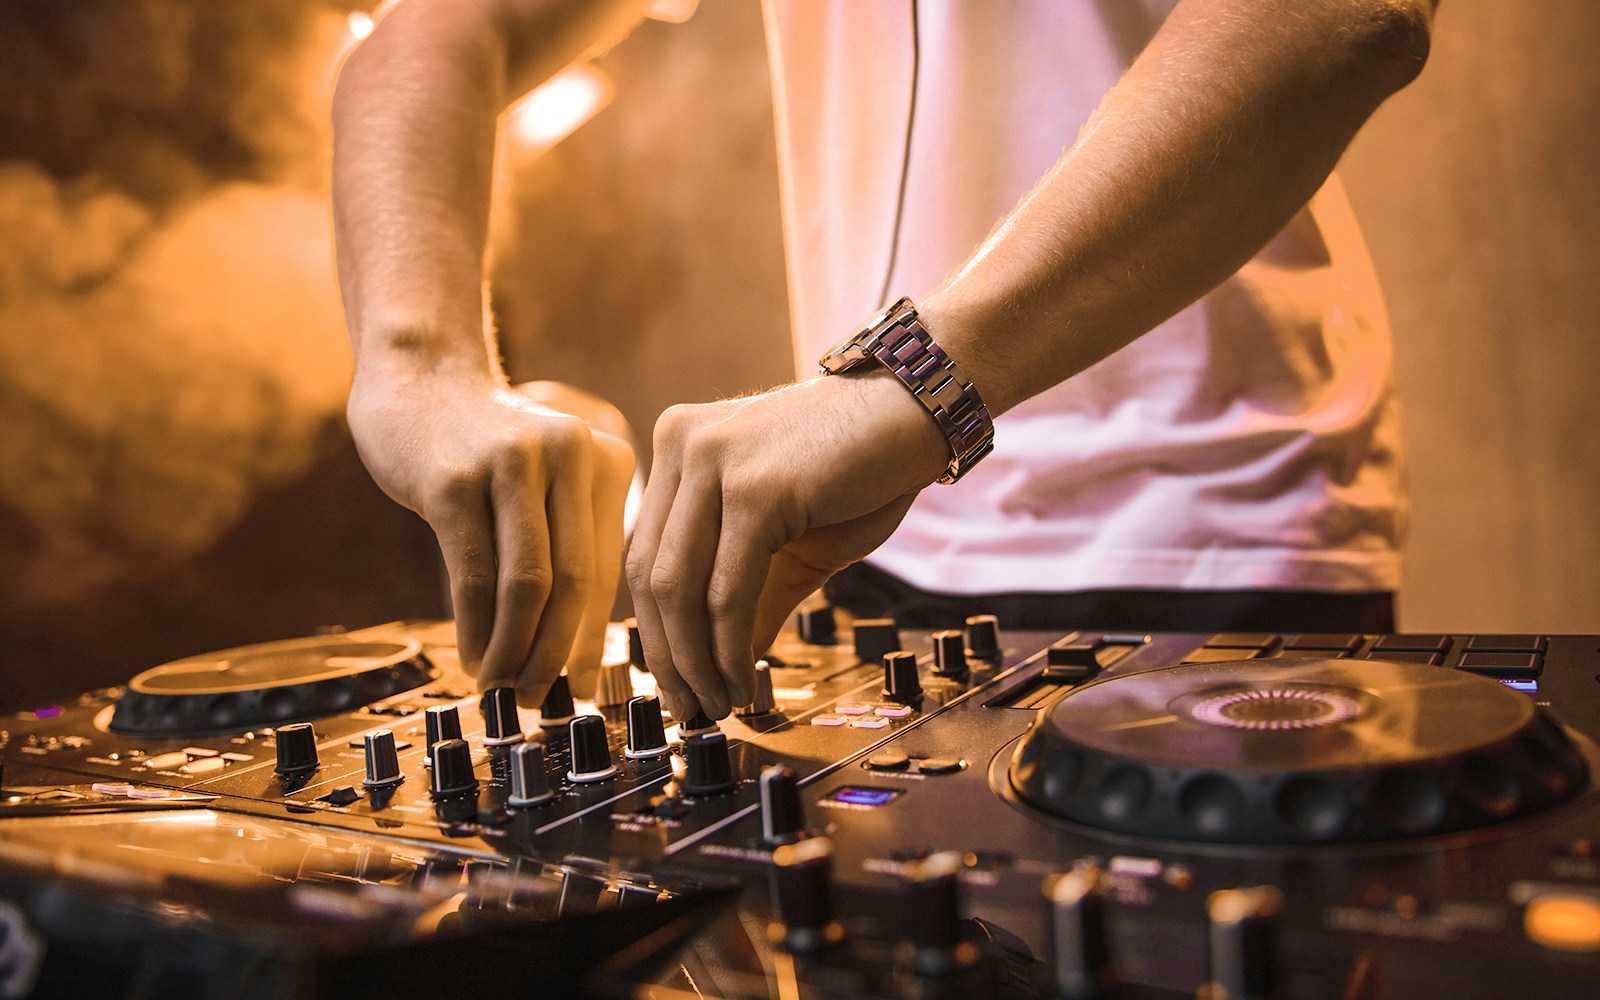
830,786,899,808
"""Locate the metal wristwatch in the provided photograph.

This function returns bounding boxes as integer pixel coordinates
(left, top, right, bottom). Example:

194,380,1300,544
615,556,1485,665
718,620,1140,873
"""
818,296,995,484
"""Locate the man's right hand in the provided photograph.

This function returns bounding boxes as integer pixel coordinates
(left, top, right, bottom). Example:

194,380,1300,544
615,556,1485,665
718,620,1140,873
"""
346,369,635,706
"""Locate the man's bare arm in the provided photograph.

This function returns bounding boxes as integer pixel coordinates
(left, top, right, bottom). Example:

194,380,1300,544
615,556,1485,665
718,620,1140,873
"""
628,0,1437,720
332,0,649,704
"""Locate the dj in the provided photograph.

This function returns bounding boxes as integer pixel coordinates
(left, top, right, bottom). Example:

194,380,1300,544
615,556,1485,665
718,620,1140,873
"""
332,1,1437,721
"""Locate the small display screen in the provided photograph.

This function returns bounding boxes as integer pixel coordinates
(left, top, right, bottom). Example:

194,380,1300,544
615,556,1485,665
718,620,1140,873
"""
828,786,900,808
1501,679,1539,694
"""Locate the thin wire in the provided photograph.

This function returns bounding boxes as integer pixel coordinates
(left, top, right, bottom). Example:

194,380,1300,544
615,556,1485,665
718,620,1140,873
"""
876,0,920,308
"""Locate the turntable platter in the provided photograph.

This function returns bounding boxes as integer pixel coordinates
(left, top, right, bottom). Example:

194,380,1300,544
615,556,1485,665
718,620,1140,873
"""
110,634,437,736
1008,659,1589,844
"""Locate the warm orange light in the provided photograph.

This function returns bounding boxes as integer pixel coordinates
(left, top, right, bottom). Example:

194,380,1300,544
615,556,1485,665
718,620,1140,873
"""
505,66,614,155
346,11,374,41
646,0,700,24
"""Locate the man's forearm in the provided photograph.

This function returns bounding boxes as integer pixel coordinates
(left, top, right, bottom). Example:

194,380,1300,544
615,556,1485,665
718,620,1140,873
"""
922,0,1436,417
331,0,650,383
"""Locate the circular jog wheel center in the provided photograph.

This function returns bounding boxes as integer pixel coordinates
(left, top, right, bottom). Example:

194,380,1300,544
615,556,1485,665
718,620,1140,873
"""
111,634,435,736
1007,659,1589,845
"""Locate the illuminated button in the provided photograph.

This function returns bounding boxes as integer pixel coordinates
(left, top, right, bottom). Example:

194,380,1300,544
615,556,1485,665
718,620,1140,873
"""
850,717,889,729
126,787,170,799
144,752,189,769
181,747,220,758
1525,893,1600,952
810,715,847,727
91,783,133,796
181,757,227,775
220,752,255,762
835,703,871,716
874,705,912,718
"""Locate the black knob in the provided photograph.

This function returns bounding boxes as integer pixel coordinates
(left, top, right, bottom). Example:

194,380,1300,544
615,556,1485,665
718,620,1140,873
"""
429,738,478,798
759,764,806,846
362,729,404,788
737,662,778,717
626,617,646,669
683,731,737,796
769,837,844,954
423,705,463,765
883,650,923,704
274,722,319,775
853,618,901,666
1206,886,1283,1000
901,851,977,976
797,605,838,646
567,715,617,782
681,708,718,735
625,696,670,758
1046,867,1115,1000
932,629,969,678
480,687,524,746
539,674,576,728
965,614,1001,661
507,741,554,806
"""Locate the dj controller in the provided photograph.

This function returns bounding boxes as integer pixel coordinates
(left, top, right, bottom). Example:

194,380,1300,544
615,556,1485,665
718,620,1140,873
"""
1,611,1598,998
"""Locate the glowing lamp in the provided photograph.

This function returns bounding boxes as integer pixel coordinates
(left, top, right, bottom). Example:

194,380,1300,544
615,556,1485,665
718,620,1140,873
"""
505,66,614,155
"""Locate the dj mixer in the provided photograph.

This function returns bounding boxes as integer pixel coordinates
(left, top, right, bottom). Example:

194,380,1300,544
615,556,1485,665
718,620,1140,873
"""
0,611,1597,998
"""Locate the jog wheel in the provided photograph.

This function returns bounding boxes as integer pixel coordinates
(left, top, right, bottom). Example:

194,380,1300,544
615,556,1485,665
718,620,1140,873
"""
1008,659,1589,844
111,634,436,736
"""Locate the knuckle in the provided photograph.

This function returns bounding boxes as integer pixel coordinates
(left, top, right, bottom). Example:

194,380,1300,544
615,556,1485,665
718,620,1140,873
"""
649,566,687,604
653,404,694,450
501,566,554,599
705,581,740,618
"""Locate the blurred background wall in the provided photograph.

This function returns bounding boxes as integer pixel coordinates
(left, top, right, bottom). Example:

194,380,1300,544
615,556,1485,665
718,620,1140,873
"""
0,1,1595,709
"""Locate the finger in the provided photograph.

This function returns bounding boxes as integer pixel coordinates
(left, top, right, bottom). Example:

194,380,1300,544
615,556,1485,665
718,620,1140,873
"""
753,547,840,656
430,482,497,678
706,497,785,708
650,469,732,719
625,440,697,720
564,432,635,696
516,429,596,706
477,456,553,691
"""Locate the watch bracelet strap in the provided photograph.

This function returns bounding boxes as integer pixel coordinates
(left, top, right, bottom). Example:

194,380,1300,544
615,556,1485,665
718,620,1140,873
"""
861,298,995,485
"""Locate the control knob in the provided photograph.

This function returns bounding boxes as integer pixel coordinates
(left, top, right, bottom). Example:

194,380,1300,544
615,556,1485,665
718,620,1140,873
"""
361,729,404,788
768,836,845,954
736,661,778,717
1206,886,1283,1000
882,650,923,704
853,618,902,666
428,738,478,798
273,722,319,775
625,696,670,758
423,705,463,766
594,660,634,708
480,687,525,747
796,605,838,646
567,715,618,782
626,617,646,669
932,629,969,679
900,851,979,976
507,741,555,807
539,675,577,729
1045,866,1116,1000
759,764,806,846
683,731,737,796
965,614,1001,661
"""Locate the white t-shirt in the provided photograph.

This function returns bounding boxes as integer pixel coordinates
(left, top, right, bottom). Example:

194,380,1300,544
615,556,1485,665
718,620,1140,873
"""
762,0,1406,595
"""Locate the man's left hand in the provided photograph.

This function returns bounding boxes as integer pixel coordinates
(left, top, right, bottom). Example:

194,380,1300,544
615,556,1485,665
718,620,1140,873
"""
625,370,949,720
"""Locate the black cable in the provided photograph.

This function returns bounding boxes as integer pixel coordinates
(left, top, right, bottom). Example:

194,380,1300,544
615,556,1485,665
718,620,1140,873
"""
876,0,920,308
